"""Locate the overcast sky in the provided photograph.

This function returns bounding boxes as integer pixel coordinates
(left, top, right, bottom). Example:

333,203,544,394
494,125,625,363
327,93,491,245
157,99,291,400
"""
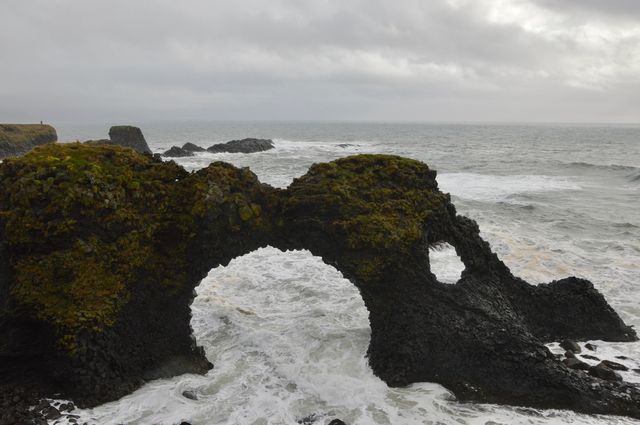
1,0,639,123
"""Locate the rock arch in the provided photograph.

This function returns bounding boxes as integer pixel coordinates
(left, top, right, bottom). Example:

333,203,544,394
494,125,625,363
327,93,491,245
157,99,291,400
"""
0,144,638,420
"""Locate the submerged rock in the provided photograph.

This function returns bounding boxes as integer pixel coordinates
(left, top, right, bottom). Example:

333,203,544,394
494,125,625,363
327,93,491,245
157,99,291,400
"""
585,343,598,351
600,360,629,371
0,124,57,159
163,146,194,157
207,138,274,153
182,390,198,400
0,147,639,420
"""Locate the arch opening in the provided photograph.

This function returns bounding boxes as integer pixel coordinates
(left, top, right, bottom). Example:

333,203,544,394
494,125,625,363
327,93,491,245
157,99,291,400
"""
428,242,465,284
187,247,374,419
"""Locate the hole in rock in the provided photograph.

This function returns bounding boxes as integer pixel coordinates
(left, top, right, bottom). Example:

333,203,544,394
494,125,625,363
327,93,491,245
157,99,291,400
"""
189,247,374,409
429,242,465,284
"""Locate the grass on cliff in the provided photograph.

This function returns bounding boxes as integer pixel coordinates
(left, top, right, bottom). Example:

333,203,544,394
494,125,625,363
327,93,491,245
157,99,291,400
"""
0,124,57,147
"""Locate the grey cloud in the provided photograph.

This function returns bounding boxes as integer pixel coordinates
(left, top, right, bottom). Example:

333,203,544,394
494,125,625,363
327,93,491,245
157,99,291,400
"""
0,0,639,123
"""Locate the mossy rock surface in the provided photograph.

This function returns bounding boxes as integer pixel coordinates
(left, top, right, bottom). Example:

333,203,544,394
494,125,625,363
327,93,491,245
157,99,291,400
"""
0,144,274,351
282,155,448,280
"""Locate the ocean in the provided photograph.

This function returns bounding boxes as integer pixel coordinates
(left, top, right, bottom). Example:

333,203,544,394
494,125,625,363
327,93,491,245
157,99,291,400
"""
53,122,640,425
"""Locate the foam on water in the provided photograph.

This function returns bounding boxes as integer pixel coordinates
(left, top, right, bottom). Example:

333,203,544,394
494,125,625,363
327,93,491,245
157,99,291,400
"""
429,243,465,284
437,173,582,203
50,123,640,425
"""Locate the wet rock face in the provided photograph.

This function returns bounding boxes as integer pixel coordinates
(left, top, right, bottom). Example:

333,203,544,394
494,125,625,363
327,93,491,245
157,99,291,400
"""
0,147,638,419
207,138,274,153
0,124,57,159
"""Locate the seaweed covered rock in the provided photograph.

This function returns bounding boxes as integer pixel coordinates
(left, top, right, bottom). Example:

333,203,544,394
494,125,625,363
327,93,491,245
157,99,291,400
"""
0,124,57,159
0,148,639,420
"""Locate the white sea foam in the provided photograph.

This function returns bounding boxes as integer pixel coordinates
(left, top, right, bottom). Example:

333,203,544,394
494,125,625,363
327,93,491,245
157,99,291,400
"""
429,243,465,284
437,173,582,203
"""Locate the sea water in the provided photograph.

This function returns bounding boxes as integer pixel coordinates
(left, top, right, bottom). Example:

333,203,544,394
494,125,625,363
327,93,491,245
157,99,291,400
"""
52,122,640,425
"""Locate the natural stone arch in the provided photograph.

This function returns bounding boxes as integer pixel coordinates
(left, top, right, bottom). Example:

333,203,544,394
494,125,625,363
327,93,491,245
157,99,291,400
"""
0,144,639,421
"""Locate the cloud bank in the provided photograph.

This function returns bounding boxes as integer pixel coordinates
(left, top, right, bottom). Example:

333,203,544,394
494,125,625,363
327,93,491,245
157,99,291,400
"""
1,0,639,122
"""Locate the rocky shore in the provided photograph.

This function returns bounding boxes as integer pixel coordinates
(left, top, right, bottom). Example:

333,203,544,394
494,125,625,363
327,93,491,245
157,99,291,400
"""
0,144,639,423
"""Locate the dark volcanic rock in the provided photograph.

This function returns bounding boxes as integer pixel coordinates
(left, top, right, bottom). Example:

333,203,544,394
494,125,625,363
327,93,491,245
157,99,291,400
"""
581,354,600,361
585,343,597,351
329,420,347,425
0,124,57,159
600,360,629,371
590,364,622,382
207,138,274,153
109,126,152,154
0,148,639,420
560,340,581,354
182,390,198,400
563,358,590,370
163,146,194,158
86,126,152,154
182,142,206,152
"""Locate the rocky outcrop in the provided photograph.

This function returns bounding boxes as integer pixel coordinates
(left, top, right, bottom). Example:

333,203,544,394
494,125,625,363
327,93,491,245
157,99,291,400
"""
207,138,274,153
162,146,194,157
0,146,638,420
182,142,207,152
0,124,57,159
86,125,152,154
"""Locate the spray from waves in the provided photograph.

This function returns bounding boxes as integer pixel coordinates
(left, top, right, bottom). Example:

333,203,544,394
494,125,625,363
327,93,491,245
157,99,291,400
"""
562,162,639,173
436,173,581,203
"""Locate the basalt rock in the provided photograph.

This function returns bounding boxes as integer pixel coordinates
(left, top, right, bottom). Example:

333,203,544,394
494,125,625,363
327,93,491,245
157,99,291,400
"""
86,125,151,154
163,146,195,157
207,138,274,153
0,124,57,159
182,142,207,152
0,147,638,420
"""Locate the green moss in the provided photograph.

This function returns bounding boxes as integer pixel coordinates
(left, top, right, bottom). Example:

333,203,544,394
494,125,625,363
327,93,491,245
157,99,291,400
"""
284,154,447,281
0,143,279,351
0,143,194,350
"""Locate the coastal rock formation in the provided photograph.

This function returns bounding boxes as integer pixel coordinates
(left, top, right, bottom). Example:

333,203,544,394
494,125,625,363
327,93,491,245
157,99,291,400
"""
207,138,274,153
182,142,207,152
0,124,57,159
162,146,195,157
0,145,638,420
86,125,152,154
